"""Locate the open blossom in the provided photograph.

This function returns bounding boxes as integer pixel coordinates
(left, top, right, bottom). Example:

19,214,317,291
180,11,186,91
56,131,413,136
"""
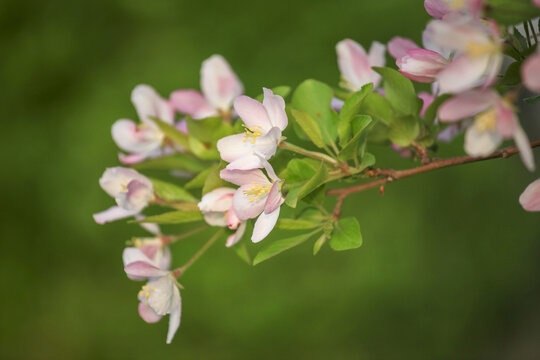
424,0,483,19
93,167,154,224
522,47,540,93
519,179,540,212
217,88,287,170
424,13,503,93
170,55,243,119
198,187,246,247
336,39,386,90
123,246,180,344
112,85,175,165
220,161,284,243
438,90,535,171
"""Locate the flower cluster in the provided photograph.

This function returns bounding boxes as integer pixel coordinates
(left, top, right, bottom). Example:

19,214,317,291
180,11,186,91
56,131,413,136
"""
94,0,540,343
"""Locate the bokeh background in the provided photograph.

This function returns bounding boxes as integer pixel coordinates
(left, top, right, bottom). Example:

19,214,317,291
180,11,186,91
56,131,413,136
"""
2,0,540,359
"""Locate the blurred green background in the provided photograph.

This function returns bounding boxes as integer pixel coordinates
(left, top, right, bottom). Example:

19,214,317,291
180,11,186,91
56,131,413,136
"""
2,0,540,359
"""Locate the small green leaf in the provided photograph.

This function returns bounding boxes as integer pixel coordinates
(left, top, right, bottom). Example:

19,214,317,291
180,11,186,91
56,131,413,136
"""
131,154,207,173
233,242,252,265
202,164,229,195
185,167,214,189
187,116,234,143
330,217,362,251
150,178,197,203
524,94,540,104
338,83,373,145
373,67,421,116
358,92,393,125
276,219,320,230
291,109,326,148
338,115,372,161
298,162,329,199
313,234,327,255
388,115,420,147
357,152,376,172
188,136,220,160
423,94,451,127
133,211,203,224
253,231,318,265
151,116,190,150
284,185,301,208
285,158,319,183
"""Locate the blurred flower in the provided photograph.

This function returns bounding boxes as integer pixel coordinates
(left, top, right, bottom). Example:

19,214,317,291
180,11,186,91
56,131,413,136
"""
198,187,247,247
397,49,449,83
424,13,502,93
93,167,154,224
123,247,181,344
522,48,540,93
217,88,287,170
534,0,540,8
424,0,483,19
439,90,535,171
170,55,243,119
336,39,386,90
112,85,175,165
220,160,284,243
519,178,540,211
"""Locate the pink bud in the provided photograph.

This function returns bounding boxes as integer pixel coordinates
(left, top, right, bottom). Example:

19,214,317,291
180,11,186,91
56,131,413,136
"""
397,49,448,83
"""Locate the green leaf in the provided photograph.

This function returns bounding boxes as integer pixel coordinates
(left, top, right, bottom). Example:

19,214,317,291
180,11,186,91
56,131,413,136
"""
253,231,318,265
150,116,190,150
524,94,540,104
423,94,451,127
291,79,339,144
499,61,522,86
276,219,320,230
357,152,376,172
133,211,203,224
202,164,229,195
338,115,372,161
255,86,291,101
150,178,197,203
388,115,420,147
298,162,329,199
358,92,393,125
284,185,301,208
187,116,234,143
485,0,540,25
373,67,421,116
131,154,207,173
291,109,326,148
188,136,220,160
329,217,362,251
313,234,327,255
285,158,319,183
185,167,214,189
338,83,373,145
233,243,252,265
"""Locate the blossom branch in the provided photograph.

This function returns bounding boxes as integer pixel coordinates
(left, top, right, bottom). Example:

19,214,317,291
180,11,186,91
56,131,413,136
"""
173,228,225,277
279,141,338,166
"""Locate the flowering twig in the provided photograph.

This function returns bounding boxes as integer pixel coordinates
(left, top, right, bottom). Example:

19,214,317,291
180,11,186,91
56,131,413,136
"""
327,139,540,213
279,141,338,166
161,225,208,245
173,228,225,277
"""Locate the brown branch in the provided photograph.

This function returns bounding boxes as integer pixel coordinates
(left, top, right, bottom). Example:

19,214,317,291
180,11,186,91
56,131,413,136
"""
327,139,540,198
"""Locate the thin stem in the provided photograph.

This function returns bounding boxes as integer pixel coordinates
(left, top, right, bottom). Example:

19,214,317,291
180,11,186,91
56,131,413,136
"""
174,228,225,277
279,141,338,166
327,139,540,198
524,21,533,48
161,225,207,245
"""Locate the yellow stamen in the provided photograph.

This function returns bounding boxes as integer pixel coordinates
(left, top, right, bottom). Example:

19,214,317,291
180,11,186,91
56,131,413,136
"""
242,124,263,144
475,108,496,132
466,41,499,59
242,183,271,202
446,0,465,9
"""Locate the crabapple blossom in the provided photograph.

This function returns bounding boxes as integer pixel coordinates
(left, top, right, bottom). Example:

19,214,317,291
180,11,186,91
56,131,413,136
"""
519,179,540,212
424,0,484,19
217,88,288,170
396,49,449,83
170,55,243,119
438,90,535,171
198,187,247,247
123,246,180,344
336,39,386,91
220,160,284,243
112,85,175,165
93,167,154,224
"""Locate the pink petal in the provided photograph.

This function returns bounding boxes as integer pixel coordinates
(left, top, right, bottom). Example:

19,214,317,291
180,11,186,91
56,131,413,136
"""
495,100,517,138
513,125,535,172
217,128,281,167
131,85,174,125
232,184,267,220
418,92,435,118
397,49,447,83
169,90,217,119
93,206,138,224
226,206,241,230
522,52,540,92
252,207,280,243
220,168,269,187
118,179,154,211
201,55,244,112
118,152,148,165
437,54,490,93
112,119,163,154
424,0,450,19
226,221,246,247
534,0,540,8
234,95,272,132
124,261,169,279
387,37,419,59
138,302,163,323
99,167,153,198
519,178,540,211
198,187,235,213
336,39,372,90
368,41,386,68
262,88,288,130
225,154,265,171
438,90,495,122
264,182,282,214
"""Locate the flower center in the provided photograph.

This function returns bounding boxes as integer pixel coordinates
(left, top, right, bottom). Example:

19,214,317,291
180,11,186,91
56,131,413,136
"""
242,125,263,144
475,108,496,133
466,41,499,59
243,183,271,202
446,0,465,9
139,284,156,299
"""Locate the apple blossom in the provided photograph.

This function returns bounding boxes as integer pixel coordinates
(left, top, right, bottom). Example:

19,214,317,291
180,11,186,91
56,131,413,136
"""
123,246,181,344
522,48,540,93
198,187,247,247
170,55,243,119
111,85,175,165
438,90,535,171
424,0,483,19
519,178,540,212
93,167,154,224
396,49,449,83
336,39,386,91
220,161,284,243
217,88,288,170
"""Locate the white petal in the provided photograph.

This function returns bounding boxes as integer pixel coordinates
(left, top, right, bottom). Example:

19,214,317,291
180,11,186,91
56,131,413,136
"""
201,55,244,112
232,184,267,220
198,187,235,213
93,206,138,224
147,275,178,316
220,168,269,187
513,125,535,172
437,55,490,94
99,167,153,198
166,288,182,344
131,85,174,125
111,119,163,154
464,124,502,156
203,212,228,227
226,221,247,247
262,88,288,130
252,207,280,243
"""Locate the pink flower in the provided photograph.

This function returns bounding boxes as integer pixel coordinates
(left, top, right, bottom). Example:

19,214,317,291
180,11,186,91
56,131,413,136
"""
522,49,540,93
336,39,386,90
93,167,154,224
388,37,420,59
198,187,247,247
397,49,448,83
438,90,535,171
170,55,243,119
220,161,284,243
424,0,484,19
424,13,503,93
123,247,181,344
533,0,540,7
217,88,287,170
112,85,175,165
519,178,540,212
